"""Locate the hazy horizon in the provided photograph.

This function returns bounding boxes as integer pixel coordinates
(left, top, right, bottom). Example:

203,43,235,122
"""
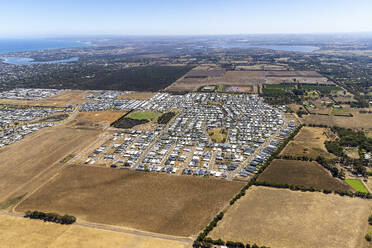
2,31,372,39
1,0,372,37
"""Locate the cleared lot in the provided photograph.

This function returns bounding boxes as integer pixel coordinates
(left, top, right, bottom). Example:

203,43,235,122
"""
210,186,372,248
74,111,126,123
116,92,156,100
0,126,101,201
0,214,190,248
257,159,352,191
280,126,335,159
16,166,244,237
0,90,93,107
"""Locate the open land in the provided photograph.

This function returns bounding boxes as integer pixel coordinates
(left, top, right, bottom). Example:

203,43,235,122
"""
209,186,372,248
234,64,288,70
0,90,93,108
303,111,372,130
0,214,191,248
257,159,352,191
0,126,101,201
74,110,127,123
166,68,331,92
116,92,156,100
16,165,244,237
280,126,336,159
208,128,227,143
344,147,360,159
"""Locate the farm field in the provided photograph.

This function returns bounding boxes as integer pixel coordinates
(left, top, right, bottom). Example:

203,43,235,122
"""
280,126,335,159
257,159,352,191
0,126,101,202
166,69,330,92
303,111,372,130
0,214,190,248
16,166,244,237
235,64,288,70
209,186,372,248
0,90,93,107
345,179,369,193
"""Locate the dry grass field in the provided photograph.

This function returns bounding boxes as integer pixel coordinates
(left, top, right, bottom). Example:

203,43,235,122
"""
257,159,352,191
224,85,255,93
280,126,335,159
116,92,156,100
166,69,330,92
0,90,93,107
235,64,287,70
74,111,126,123
288,103,303,113
0,214,190,248
210,186,372,248
16,166,244,237
0,126,101,201
344,147,360,159
303,111,372,130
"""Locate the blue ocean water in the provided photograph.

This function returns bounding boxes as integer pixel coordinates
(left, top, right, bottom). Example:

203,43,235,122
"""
0,56,79,65
0,39,89,53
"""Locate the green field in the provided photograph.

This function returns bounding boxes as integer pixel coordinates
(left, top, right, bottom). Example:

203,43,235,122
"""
345,179,369,193
265,84,296,90
127,111,160,120
262,84,295,96
330,107,347,115
302,85,342,94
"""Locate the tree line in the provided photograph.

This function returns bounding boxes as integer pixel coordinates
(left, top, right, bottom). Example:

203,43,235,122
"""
24,211,76,225
157,112,176,124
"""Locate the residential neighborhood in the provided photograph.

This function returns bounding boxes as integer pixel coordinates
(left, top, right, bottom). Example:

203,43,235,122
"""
79,91,296,180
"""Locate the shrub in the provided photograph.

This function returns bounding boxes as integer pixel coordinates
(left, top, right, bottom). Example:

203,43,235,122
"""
365,234,371,242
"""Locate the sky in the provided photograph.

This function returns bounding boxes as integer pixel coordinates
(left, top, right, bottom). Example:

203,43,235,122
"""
0,0,371,37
